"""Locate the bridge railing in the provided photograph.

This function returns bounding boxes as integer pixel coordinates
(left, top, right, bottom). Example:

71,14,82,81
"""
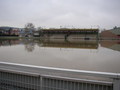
0,62,120,90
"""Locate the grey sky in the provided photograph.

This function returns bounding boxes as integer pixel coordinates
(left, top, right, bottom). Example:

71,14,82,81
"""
0,0,120,29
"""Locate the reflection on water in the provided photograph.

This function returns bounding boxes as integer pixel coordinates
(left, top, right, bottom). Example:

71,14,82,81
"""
100,40,120,52
42,39,98,49
1,39,98,52
0,39,120,52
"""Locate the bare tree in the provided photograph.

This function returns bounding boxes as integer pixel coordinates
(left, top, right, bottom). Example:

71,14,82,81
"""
37,27,42,31
37,27,43,36
24,23,35,36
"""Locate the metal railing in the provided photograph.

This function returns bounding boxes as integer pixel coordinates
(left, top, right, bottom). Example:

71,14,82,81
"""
0,62,120,90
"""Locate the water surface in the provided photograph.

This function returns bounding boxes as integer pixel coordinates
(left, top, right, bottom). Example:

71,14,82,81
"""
0,39,120,73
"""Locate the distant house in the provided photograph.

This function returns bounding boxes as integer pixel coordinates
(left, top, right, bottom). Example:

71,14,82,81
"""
19,28,35,37
10,28,20,36
24,28,34,37
0,29,3,35
33,31,40,37
0,27,20,36
0,27,10,36
100,27,120,40
19,29,25,37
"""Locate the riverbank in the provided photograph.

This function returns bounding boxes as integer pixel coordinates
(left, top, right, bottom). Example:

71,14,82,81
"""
0,36,41,39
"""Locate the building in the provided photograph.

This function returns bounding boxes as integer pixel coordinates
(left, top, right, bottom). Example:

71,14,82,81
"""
100,27,120,40
0,27,20,36
41,28,99,40
33,31,40,37
19,29,25,37
10,28,20,36
0,27,10,36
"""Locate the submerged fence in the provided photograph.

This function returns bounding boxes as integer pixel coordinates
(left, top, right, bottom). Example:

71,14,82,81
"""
0,62,120,90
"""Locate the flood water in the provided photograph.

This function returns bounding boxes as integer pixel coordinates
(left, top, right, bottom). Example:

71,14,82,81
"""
0,39,120,73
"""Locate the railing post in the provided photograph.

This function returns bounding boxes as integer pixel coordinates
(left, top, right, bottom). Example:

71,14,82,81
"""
113,79,120,90
40,76,43,90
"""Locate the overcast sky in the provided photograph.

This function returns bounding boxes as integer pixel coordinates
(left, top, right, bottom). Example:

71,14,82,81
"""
0,0,120,29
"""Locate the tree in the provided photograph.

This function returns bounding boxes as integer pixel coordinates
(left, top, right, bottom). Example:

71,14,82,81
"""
113,26,117,29
37,27,43,36
8,28,12,35
24,23,35,36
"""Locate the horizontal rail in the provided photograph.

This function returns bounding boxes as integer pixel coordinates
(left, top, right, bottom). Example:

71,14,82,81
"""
42,74,113,85
0,61,120,79
0,68,40,77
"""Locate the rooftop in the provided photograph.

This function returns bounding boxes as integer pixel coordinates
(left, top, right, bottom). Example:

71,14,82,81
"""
42,28,99,31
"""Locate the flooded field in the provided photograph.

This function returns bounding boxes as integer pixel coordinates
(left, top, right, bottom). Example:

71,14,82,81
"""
0,39,120,73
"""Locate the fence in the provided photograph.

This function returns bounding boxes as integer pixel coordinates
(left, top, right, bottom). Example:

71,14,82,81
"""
0,62,120,90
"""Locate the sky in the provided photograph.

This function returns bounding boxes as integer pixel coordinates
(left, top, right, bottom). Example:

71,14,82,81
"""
0,0,120,29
